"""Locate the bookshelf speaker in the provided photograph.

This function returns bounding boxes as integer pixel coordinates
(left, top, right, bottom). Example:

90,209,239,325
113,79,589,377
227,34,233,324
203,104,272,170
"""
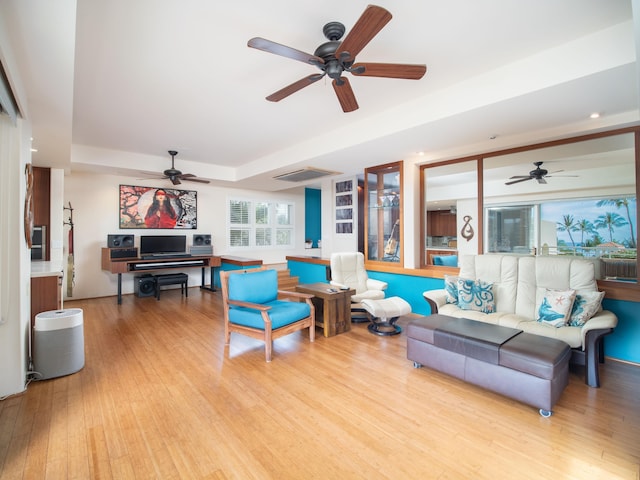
107,234,134,248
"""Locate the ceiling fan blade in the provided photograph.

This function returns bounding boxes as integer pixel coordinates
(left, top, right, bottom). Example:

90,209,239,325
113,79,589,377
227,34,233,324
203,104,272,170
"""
505,176,534,185
266,74,324,102
337,5,392,62
248,37,324,66
170,177,181,185
333,77,358,113
537,177,547,184
181,177,210,184
351,62,427,79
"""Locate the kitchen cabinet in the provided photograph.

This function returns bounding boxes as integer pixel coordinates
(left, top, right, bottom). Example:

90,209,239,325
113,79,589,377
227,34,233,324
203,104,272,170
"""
428,211,457,237
31,263,63,327
364,161,402,264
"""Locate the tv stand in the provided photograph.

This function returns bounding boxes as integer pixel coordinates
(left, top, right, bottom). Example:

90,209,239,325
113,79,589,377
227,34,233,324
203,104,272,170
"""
101,248,221,304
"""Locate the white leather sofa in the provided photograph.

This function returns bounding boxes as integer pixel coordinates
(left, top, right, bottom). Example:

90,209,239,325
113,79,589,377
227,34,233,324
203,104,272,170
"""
423,254,618,387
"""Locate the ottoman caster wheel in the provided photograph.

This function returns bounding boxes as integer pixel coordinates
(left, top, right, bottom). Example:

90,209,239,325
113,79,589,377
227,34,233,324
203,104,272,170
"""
413,361,422,369
539,409,552,418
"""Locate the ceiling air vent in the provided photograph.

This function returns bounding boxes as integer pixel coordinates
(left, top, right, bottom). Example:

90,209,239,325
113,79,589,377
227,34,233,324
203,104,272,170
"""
273,167,340,182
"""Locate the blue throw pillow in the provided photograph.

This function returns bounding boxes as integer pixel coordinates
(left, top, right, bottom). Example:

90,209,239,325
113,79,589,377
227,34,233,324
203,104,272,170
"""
444,275,459,304
537,288,576,327
456,278,495,313
568,291,604,326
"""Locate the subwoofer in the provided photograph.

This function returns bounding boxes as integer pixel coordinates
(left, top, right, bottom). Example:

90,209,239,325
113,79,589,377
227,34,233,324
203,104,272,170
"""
134,275,156,297
193,234,211,246
108,234,134,248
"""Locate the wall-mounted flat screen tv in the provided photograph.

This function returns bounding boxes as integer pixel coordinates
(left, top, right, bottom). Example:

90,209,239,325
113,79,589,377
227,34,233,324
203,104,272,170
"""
140,235,187,255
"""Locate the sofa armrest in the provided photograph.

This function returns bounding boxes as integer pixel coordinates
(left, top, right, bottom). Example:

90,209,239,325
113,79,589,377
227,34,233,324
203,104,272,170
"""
580,310,618,346
366,278,388,291
423,289,447,314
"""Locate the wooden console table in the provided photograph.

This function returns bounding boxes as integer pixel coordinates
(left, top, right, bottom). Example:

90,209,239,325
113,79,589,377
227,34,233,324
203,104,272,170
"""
295,283,354,337
101,248,221,304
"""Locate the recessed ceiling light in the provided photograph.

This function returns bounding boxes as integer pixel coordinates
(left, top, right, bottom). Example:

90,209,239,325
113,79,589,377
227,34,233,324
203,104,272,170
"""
590,112,600,119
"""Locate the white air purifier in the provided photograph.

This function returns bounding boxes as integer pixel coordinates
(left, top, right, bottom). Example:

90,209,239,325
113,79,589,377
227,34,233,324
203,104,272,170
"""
33,308,85,380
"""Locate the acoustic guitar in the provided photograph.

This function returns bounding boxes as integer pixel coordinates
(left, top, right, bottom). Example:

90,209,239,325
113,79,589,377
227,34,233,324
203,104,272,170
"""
384,219,400,255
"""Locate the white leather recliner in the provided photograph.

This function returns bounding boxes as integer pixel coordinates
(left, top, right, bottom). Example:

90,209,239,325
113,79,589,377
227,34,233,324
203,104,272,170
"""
330,252,387,321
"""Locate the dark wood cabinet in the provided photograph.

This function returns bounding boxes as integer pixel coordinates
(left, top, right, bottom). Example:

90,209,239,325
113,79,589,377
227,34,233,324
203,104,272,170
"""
31,274,62,326
32,167,51,261
427,211,456,237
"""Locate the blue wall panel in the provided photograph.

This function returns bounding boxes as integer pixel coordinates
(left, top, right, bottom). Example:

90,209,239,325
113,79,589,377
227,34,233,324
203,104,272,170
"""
288,259,638,364
304,188,322,247
602,299,640,363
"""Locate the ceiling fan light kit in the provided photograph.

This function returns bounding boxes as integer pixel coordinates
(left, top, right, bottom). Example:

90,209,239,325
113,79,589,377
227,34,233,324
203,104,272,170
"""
247,5,427,112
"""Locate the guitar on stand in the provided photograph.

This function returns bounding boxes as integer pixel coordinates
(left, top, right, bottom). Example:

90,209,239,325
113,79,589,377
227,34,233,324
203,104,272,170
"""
64,202,75,297
384,219,400,259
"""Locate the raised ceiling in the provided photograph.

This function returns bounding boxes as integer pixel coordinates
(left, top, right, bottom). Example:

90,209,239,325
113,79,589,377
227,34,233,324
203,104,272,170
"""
1,1,638,191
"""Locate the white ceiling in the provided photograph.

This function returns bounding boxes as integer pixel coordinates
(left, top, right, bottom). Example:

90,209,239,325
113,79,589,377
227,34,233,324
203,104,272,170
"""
1,0,638,191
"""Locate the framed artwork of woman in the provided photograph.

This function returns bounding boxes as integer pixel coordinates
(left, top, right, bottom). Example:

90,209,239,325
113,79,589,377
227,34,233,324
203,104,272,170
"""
119,185,197,229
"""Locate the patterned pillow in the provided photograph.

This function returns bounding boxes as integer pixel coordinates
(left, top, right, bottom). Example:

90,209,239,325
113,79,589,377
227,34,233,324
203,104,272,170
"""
456,278,495,313
444,275,459,304
537,289,576,327
568,291,605,326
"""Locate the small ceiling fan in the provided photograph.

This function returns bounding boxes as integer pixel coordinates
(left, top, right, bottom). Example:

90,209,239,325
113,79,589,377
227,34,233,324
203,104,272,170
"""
150,150,210,186
247,5,427,112
505,161,577,185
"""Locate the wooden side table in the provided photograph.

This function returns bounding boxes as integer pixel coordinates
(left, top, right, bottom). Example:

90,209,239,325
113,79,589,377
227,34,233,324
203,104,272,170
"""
295,283,354,337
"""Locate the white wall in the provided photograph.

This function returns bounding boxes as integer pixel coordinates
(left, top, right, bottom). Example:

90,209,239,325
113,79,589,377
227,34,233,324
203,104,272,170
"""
0,115,31,398
64,170,309,300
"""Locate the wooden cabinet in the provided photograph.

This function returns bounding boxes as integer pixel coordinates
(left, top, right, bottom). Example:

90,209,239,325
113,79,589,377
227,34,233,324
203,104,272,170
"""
364,161,402,264
31,274,62,327
427,211,457,237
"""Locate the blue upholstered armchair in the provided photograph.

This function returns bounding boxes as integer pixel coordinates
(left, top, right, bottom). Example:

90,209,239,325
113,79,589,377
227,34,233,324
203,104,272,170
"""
220,268,315,362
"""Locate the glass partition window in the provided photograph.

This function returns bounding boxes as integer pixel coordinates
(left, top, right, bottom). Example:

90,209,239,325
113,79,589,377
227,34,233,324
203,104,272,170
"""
420,128,638,285
423,160,478,267
483,132,636,282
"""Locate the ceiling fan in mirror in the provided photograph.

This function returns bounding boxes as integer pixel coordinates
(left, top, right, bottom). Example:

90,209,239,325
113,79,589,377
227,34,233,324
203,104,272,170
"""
505,162,578,185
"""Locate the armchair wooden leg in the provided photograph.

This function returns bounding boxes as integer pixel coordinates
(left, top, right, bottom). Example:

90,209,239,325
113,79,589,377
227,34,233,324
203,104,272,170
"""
264,315,273,362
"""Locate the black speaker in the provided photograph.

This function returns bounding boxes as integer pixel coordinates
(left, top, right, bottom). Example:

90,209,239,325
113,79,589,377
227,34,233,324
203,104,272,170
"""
134,275,156,297
108,234,134,248
193,234,211,246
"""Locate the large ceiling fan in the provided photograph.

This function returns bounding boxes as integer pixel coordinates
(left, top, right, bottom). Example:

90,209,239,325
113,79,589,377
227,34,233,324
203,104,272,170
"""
152,150,210,186
247,5,427,112
505,161,577,185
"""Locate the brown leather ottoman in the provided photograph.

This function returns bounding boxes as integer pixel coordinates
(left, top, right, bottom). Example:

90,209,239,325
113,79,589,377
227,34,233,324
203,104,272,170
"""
406,314,571,416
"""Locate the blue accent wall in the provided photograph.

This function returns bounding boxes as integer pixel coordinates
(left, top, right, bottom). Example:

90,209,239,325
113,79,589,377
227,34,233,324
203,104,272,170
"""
602,299,640,363
305,188,321,247
288,259,639,364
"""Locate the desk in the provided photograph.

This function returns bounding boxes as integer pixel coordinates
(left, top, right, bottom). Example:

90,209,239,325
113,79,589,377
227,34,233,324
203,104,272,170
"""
295,283,353,337
101,248,221,304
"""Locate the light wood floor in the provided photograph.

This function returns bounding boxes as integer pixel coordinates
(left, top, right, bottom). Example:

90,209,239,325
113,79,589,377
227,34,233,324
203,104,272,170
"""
1,287,639,479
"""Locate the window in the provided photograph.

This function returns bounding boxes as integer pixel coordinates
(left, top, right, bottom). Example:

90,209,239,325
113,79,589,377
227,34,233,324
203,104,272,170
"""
228,199,294,248
486,205,535,254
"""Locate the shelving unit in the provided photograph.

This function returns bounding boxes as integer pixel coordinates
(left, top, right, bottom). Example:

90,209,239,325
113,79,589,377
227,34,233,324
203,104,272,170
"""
364,161,403,264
